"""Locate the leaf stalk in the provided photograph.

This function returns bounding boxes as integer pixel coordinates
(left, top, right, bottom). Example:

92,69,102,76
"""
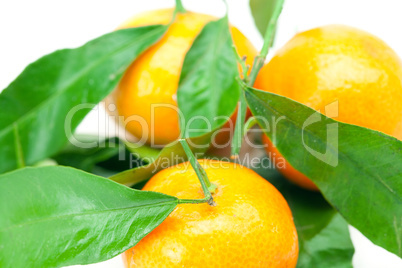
230,0,284,158
175,0,186,13
179,139,217,206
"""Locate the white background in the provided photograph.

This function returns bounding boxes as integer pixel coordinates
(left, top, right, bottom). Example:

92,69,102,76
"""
1,0,401,267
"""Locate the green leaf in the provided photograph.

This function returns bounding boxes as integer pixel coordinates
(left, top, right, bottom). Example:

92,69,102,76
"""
52,135,141,175
177,17,240,137
110,134,212,186
125,141,162,165
0,25,167,174
296,214,354,268
0,166,177,267
254,163,354,267
249,0,283,38
245,86,402,256
53,135,120,172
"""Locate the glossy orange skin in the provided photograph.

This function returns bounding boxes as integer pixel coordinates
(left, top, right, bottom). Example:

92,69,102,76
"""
115,9,258,146
255,25,402,191
123,160,298,267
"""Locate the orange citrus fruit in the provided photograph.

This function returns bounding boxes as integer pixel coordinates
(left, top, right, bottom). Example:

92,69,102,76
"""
255,25,402,191
123,159,299,267
113,9,258,146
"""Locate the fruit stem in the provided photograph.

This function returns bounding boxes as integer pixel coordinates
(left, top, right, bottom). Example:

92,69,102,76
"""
244,116,258,132
222,0,229,18
247,0,284,85
231,45,249,82
178,197,214,205
230,0,284,158
231,90,247,157
175,0,186,13
179,139,217,206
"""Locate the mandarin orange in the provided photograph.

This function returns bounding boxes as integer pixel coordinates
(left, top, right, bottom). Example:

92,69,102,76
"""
114,9,258,146
123,159,298,267
255,25,402,190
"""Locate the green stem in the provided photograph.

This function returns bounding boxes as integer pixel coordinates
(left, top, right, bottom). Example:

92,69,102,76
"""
178,197,211,205
175,0,186,13
230,0,284,158
244,115,258,133
232,45,249,82
179,139,217,206
231,90,247,157
222,0,229,18
247,0,284,85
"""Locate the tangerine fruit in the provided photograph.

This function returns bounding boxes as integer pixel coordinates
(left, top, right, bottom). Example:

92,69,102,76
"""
255,25,402,191
123,159,299,267
113,9,258,146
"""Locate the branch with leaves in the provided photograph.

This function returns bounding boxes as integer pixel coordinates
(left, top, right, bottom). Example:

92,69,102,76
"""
0,0,401,267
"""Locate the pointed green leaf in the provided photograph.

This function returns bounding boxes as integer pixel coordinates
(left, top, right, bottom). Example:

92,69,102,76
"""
0,166,177,267
296,214,354,268
52,135,139,175
110,134,212,187
177,17,240,137
125,141,162,165
245,86,402,256
53,136,121,172
249,0,284,38
0,25,167,174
